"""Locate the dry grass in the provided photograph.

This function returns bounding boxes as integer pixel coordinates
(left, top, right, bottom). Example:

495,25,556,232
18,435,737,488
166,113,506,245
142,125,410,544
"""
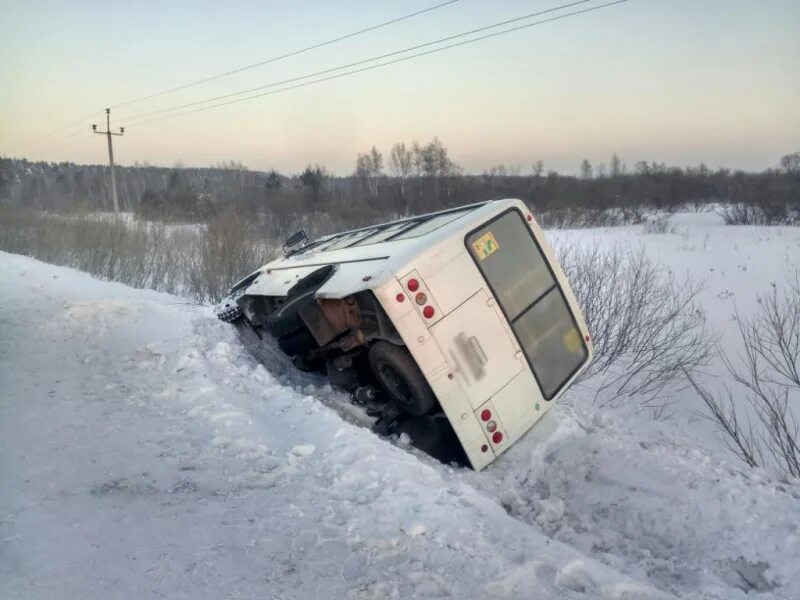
0,206,276,303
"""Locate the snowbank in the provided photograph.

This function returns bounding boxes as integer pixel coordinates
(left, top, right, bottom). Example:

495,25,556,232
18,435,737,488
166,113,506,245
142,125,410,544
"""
0,252,671,599
2,208,799,599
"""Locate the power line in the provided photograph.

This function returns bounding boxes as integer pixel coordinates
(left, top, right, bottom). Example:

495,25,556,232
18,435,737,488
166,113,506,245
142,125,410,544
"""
41,129,90,151
123,0,595,125
29,129,95,159
111,0,461,110
39,112,103,139
28,1,459,152
27,111,104,154
129,0,627,129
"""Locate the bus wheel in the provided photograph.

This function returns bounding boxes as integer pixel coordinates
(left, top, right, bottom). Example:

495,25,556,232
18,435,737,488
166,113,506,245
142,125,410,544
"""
368,342,437,416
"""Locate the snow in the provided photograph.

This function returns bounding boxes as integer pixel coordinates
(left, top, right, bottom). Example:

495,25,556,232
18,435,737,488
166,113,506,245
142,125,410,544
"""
2,210,800,599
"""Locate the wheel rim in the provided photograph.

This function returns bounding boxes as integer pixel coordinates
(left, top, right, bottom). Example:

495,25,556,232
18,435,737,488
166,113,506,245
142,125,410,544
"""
378,362,414,406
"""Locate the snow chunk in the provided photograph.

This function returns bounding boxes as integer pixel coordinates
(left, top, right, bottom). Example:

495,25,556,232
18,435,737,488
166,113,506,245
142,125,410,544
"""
290,444,316,457
401,523,428,538
555,559,598,594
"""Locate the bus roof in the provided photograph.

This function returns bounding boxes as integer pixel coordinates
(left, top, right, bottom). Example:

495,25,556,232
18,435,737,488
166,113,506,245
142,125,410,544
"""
244,199,525,300
292,201,489,257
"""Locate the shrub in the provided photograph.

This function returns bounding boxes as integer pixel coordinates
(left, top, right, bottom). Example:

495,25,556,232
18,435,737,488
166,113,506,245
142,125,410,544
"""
643,214,675,234
685,272,800,478
185,211,275,303
719,201,797,226
555,242,713,411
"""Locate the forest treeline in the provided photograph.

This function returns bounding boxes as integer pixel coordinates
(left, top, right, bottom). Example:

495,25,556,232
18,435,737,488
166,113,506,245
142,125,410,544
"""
1,142,798,232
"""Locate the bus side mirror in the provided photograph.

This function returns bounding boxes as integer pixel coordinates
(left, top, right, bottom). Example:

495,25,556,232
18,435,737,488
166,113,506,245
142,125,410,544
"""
283,230,308,256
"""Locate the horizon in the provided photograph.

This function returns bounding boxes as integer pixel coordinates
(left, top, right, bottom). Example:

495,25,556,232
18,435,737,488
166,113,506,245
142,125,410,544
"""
1,0,798,176
1,150,791,178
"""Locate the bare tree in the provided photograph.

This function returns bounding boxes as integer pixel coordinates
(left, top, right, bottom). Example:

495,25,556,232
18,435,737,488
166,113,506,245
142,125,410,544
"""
687,272,800,477
411,141,424,178
355,147,383,198
424,137,456,198
355,153,371,196
610,153,623,177
368,146,383,198
420,141,437,179
483,165,507,192
779,151,800,176
389,142,413,199
684,373,761,468
531,160,544,178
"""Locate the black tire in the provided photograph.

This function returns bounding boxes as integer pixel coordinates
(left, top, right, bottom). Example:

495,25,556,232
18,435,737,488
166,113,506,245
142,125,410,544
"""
214,289,246,323
278,328,317,357
265,288,316,337
368,342,438,416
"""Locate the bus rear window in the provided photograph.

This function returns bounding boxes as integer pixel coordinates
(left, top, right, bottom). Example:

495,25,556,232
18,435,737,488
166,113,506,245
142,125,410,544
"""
512,287,588,399
466,210,587,399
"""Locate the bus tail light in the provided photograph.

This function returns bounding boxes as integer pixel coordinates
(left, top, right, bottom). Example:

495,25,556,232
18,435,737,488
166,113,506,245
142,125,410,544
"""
401,271,440,324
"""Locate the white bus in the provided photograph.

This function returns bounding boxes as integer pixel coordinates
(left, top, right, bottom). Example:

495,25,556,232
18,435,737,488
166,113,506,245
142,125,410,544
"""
216,199,592,470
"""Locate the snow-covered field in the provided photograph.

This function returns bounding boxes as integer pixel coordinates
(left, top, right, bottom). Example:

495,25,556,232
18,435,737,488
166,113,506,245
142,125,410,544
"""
1,211,799,599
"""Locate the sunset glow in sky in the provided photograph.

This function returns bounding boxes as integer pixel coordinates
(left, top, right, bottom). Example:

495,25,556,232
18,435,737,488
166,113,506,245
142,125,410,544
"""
1,0,798,174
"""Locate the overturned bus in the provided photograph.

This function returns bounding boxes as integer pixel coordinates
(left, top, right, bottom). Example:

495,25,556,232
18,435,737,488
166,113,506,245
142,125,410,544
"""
215,199,592,470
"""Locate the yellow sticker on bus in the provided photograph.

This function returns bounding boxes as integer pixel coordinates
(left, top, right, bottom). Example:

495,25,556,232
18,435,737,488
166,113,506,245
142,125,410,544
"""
563,328,582,353
472,231,499,260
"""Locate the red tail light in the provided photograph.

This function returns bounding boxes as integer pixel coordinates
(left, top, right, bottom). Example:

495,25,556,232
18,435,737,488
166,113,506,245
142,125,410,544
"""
422,306,434,319
480,409,491,421
492,432,503,444
407,278,419,292
396,293,405,303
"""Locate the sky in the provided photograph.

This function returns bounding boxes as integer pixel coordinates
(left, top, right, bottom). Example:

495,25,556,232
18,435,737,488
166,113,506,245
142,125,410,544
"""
1,0,798,175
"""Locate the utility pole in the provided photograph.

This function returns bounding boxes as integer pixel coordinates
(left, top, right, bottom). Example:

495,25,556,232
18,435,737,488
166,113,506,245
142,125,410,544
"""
92,108,124,214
